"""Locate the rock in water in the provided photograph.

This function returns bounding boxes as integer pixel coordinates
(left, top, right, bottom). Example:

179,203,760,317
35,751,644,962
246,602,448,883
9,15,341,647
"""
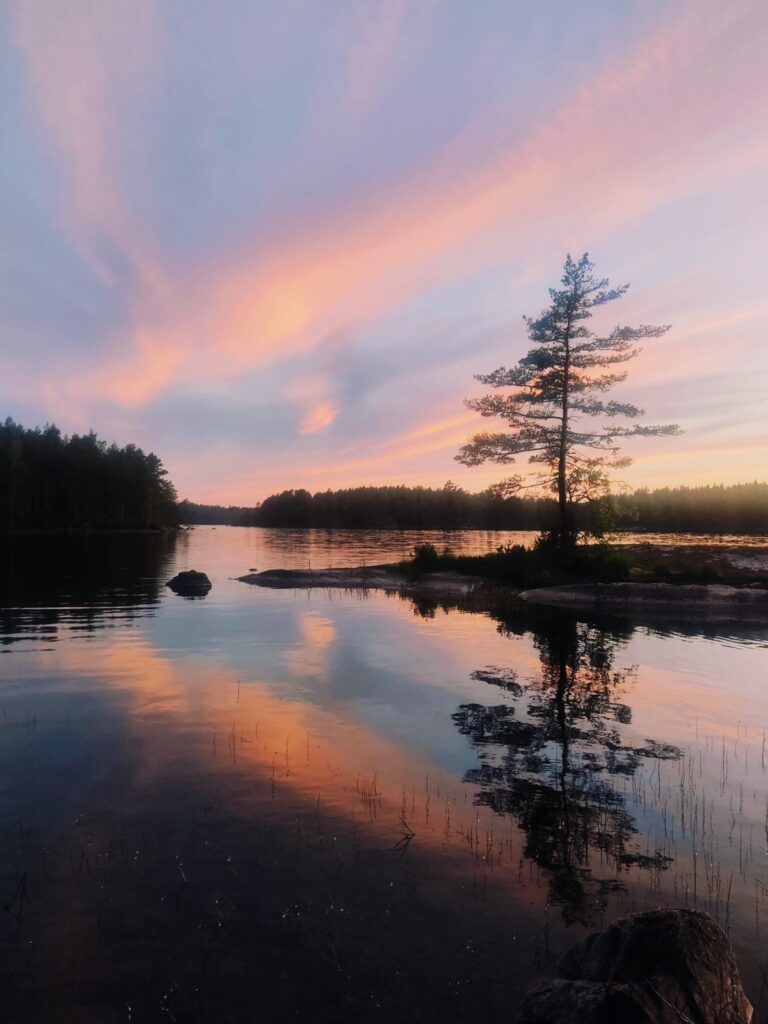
166,570,212,596
517,909,752,1024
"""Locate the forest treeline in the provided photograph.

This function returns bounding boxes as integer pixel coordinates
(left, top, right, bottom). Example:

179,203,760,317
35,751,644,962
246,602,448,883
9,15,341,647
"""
613,483,768,535
0,419,178,530
5,414,764,535
180,481,768,535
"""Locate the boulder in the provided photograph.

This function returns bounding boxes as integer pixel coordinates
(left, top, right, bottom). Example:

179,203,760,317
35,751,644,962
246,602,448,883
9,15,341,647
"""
517,909,752,1024
166,570,212,595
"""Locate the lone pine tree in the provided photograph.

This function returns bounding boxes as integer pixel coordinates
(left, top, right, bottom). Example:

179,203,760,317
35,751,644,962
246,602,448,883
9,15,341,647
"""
456,254,680,545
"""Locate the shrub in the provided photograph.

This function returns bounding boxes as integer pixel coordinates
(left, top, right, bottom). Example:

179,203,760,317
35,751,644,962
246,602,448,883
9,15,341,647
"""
411,543,440,570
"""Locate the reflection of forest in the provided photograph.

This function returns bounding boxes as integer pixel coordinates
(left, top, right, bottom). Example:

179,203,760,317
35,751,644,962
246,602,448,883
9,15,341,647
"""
453,610,683,925
0,532,180,646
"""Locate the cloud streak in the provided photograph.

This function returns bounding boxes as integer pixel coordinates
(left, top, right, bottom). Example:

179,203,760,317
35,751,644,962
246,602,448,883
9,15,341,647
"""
5,0,768,498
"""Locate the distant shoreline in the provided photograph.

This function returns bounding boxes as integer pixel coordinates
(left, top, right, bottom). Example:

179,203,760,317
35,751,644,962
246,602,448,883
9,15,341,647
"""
178,481,768,535
182,523,768,542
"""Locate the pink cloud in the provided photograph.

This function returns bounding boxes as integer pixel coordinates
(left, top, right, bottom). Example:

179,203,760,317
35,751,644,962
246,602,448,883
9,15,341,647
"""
300,401,338,435
10,0,768,496
9,0,164,288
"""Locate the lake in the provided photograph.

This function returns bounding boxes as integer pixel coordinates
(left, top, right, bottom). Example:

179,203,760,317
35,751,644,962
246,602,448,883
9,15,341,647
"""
2,527,768,1022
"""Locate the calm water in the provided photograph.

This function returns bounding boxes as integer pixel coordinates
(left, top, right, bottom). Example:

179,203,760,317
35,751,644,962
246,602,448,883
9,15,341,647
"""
2,527,768,1022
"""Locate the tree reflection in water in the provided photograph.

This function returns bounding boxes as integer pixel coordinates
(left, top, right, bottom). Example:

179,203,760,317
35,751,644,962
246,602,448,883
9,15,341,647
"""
0,531,180,647
453,610,683,925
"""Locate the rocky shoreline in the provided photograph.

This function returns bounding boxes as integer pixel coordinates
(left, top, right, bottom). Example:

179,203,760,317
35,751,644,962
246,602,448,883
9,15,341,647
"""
236,564,768,614
236,566,480,594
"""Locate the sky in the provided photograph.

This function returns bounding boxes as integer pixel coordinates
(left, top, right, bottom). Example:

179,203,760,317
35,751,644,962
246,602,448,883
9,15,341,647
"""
3,0,768,504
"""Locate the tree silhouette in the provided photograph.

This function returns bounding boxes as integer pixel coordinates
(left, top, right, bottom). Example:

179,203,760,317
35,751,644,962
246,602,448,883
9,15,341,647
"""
456,254,680,545
0,419,178,531
453,610,682,924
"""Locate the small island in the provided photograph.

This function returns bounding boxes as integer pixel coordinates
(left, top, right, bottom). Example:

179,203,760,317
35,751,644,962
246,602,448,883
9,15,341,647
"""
237,565,481,594
237,539,768,614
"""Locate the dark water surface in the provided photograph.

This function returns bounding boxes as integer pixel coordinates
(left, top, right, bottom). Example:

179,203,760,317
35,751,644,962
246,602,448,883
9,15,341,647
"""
2,527,768,1022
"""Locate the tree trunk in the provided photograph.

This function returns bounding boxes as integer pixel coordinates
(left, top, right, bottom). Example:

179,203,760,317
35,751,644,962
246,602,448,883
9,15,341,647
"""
557,449,569,543
558,306,574,546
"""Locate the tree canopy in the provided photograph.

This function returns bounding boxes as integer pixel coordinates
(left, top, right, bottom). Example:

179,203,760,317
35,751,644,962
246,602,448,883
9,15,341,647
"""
456,254,680,544
0,418,178,530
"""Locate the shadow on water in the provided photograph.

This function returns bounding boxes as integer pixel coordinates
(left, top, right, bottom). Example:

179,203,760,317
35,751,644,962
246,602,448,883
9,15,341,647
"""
452,607,683,925
0,532,179,648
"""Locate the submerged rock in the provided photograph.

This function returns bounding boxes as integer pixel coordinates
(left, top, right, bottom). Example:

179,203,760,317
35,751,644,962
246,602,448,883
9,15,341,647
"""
166,569,212,595
517,909,752,1024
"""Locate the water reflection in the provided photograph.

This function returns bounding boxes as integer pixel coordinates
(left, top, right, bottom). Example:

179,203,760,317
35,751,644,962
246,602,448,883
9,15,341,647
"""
2,528,768,1019
252,526,543,575
454,609,683,925
0,532,178,647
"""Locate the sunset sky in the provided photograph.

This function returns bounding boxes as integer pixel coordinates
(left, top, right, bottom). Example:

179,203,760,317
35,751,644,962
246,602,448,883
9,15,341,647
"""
4,0,767,504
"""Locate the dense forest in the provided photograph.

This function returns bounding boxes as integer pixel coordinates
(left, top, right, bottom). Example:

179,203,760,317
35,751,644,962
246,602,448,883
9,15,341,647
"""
0,419,178,530
613,483,768,535
176,501,258,526
7,412,761,535
180,481,768,535
179,487,553,531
